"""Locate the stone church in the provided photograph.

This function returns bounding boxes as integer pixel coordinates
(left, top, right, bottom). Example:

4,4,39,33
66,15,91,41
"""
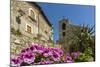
10,0,53,55
59,18,80,53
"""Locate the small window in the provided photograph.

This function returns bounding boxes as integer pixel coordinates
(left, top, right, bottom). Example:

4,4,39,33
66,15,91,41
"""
30,10,35,19
62,32,66,37
29,8,36,22
16,16,21,24
62,23,66,30
27,25,32,33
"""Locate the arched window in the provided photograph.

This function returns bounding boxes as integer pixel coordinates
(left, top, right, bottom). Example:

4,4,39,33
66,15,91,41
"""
62,23,66,30
30,10,35,19
29,8,36,21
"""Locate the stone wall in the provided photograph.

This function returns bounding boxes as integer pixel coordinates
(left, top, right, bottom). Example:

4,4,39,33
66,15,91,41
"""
10,0,53,55
11,33,36,55
39,14,52,41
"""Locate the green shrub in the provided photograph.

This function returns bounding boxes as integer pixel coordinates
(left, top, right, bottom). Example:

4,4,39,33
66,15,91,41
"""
74,52,93,62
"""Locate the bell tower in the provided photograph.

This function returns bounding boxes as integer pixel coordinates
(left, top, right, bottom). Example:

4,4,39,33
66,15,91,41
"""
58,18,70,53
59,18,69,40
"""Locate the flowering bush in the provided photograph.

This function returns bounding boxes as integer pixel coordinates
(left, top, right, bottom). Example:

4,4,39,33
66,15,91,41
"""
11,43,80,66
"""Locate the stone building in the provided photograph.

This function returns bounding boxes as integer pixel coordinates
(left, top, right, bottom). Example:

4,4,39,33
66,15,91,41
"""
59,18,80,53
10,0,53,55
59,19,69,40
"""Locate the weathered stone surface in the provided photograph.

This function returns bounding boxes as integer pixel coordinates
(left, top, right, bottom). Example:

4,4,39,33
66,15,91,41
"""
10,0,53,55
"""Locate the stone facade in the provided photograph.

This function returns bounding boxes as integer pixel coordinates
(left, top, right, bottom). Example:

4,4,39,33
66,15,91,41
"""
59,19,69,40
59,19,69,53
10,0,53,55
59,19,76,40
59,18,79,53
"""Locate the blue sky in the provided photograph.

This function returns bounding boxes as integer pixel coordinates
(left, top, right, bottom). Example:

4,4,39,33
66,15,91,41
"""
37,2,95,43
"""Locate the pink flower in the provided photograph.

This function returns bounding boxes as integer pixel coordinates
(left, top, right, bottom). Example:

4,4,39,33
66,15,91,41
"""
22,53,35,64
21,48,32,54
30,44,44,54
51,51,61,62
64,54,73,63
11,43,66,66
43,48,52,57
11,55,22,66
51,48,63,57
45,60,53,64
71,51,80,59
36,60,53,65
